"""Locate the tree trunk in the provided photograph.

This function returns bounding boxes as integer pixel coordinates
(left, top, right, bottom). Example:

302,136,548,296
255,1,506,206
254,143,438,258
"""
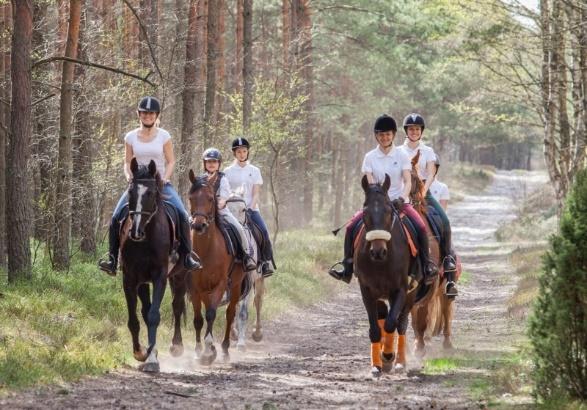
242,0,253,132
53,0,82,270
0,3,10,269
234,0,243,90
139,0,158,70
204,0,218,146
214,0,225,133
300,0,313,224
179,0,200,199
281,0,290,72
7,0,33,281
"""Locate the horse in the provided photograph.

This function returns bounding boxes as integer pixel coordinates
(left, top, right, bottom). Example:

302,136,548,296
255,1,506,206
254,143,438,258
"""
355,174,426,377
225,194,265,350
181,170,249,365
119,158,181,373
408,151,457,354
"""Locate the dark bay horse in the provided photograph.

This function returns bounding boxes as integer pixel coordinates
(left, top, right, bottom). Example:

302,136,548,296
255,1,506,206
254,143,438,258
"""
183,171,248,365
408,151,457,355
119,158,178,373
355,175,421,377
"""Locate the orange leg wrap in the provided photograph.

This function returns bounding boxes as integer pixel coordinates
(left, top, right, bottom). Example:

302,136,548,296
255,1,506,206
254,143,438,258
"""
397,334,407,365
371,342,382,368
383,331,396,355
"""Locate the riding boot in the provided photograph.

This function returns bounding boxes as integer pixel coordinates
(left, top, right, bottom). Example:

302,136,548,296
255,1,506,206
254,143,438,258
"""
441,229,457,273
445,269,458,297
261,260,274,278
179,216,202,270
98,220,120,276
328,229,354,284
418,236,438,285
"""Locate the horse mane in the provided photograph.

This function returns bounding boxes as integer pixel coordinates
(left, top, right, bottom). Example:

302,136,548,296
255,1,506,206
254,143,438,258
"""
409,151,427,214
132,165,163,192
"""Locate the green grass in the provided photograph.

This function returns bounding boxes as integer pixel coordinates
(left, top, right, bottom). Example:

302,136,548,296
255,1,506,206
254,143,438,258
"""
0,227,341,392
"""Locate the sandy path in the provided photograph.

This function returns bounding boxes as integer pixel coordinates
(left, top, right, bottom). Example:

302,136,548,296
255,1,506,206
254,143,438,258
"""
1,170,547,409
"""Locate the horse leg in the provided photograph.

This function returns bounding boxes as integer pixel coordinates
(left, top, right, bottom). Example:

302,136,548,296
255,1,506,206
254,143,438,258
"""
138,283,151,325
442,295,455,350
124,281,147,362
141,272,166,373
199,303,218,366
252,276,265,342
169,276,186,357
411,305,427,358
376,301,395,372
222,277,243,360
235,290,251,351
192,293,204,356
360,285,383,378
395,310,411,372
384,288,406,334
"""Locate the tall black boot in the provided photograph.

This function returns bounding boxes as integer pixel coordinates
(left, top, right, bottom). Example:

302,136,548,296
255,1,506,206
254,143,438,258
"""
328,229,354,284
441,228,457,273
445,269,458,297
98,219,120,276
260,232,275,277
418,233,438,285
179,216,201,270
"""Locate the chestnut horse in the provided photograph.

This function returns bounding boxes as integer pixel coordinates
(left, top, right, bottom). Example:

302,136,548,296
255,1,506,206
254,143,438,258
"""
185,171,248,365
408,151,457,354
120,158,180,373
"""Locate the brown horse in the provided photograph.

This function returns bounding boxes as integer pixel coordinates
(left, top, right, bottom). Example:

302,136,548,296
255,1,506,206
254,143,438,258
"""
408,151,456,354
355,174,427,377
119,158,179,372
184,171,248,365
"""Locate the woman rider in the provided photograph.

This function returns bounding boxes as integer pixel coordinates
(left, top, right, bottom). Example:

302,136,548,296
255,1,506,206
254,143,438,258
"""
200,147,257,272
224,137,275,277
328,114,438,284
98,96,201,274
401,113,457,296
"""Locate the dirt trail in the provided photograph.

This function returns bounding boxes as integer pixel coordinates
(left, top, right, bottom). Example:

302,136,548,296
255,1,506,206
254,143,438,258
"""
1,170,547,409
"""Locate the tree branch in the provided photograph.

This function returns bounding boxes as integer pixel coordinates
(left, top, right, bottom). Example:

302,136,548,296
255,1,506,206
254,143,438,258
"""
32,56,156,87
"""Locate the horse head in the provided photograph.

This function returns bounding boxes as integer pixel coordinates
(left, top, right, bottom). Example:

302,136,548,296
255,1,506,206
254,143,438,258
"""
409,150,427,214
127,158,162,241
361,174,394,262
188,170,217,234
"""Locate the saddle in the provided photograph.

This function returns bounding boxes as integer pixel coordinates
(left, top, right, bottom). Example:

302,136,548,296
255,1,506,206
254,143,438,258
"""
218,218,241,258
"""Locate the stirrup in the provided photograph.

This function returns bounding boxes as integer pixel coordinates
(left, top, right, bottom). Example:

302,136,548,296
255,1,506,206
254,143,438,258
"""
184,252,202,271
98,254,117,276
328,262,351,284
261,261,274,278
244,256,257,272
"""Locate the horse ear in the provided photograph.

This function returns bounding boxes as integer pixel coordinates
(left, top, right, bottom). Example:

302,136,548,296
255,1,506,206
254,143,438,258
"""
412,150,420,167
361,175,370,192
130,157,138,174
148,160,157,176
383,174,391,193
189,169,196,184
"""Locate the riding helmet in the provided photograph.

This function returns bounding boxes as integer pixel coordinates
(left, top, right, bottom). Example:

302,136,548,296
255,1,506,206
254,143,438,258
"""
137,96,161,113
403,113,425,133
231,137,250,151
202,147,222,162
373,114,397,133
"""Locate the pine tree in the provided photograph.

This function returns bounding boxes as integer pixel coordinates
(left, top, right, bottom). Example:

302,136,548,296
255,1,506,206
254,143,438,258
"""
529,169,587,401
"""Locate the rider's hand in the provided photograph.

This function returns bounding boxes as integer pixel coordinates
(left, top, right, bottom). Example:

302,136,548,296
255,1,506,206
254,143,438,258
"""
392,197,405,209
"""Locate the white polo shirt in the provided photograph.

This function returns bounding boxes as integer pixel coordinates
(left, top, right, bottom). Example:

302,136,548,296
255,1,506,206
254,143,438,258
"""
401,141,437,180
361,145,411,200
429,180,450,202
125,128,171,177
223,162,263,210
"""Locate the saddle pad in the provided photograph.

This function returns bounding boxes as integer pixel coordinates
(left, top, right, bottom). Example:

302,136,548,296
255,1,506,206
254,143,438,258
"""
219,219,239,257
399,214,418,257
425,205,442,240
352,217,417,258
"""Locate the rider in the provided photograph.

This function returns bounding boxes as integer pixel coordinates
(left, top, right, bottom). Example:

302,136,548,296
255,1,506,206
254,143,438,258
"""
200,147,257,272
401,113,458,296
98,96,201,275
223,137,276,277
328,114,438,284
429,156,450,210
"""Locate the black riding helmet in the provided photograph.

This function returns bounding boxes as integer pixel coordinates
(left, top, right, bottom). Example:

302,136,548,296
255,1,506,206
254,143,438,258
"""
373,114,397,133
202,147,222,162
403,113,425,133
137,96,161,113
231,137,250,151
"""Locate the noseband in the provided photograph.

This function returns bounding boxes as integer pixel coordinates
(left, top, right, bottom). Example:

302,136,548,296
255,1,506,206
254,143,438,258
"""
129,178,160,227
364,185,396,242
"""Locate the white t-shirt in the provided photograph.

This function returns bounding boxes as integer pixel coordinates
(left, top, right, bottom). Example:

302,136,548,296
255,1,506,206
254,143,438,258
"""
401,141,437,180
429,180,450,202
223,162,263,210
361,145,411,200
125,128,171,177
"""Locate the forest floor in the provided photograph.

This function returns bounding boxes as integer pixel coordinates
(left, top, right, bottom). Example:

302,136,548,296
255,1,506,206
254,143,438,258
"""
0,170,548,409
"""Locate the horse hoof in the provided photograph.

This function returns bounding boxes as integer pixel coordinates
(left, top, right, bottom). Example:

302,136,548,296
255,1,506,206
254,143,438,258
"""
139,362,160,373
443,340,454,350
381,352,395,373
169,344,184,357
237,343,246,352
371,366,382,378
222,352,230,363
252,330,263,342
415,345,426,358
133,347,148,362
195,343,203,356
199,347,217,366
394,363,405,373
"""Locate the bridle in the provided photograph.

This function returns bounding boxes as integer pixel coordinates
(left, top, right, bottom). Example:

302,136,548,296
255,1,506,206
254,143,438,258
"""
189,180,217,225
128,178,160,227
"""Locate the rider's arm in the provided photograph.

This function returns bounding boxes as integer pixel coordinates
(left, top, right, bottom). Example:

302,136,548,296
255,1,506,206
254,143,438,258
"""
402,169,411,200
216,176,231,209
251,184,261,209
162,139,175,183
124,143,134,182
